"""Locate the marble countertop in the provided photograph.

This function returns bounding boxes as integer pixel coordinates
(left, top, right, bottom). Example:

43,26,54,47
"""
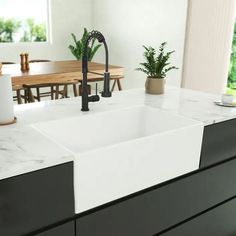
1,86,236,180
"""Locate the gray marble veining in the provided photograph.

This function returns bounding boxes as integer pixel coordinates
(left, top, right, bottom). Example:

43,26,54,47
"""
0,86,235,180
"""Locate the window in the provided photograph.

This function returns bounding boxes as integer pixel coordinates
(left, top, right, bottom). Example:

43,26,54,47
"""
0,0,49,43
227,21,236,96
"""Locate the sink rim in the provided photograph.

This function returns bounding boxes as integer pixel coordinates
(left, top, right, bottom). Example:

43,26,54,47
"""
31,105,203,155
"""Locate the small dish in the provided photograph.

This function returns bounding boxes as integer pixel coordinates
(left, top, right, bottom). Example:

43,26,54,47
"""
214,101,236,107
221,94,234,104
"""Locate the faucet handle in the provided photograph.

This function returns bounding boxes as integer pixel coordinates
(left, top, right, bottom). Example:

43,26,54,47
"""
88,95,100,102
87,83,100,103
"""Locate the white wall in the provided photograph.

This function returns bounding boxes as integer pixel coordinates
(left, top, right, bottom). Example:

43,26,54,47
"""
0,0,92,62
91,0,188,89
182,0,236,94
0,0,188,90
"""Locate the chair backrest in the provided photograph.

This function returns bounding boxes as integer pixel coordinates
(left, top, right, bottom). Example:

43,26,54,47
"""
1,62,16,64
1,62,16,73
23,80,78,88
29,60,51,63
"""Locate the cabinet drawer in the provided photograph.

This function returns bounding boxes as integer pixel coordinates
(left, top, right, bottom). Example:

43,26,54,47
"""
160,197,236,236
0,162,74,236
201,118,236,167
76,158,236,236
34,221,75,236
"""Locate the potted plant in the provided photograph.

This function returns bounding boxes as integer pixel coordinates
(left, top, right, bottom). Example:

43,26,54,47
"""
136,42,178,94
68,28,102,61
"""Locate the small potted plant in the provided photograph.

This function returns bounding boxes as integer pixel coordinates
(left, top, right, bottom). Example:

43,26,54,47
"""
69,28,102,61
136,42,178,94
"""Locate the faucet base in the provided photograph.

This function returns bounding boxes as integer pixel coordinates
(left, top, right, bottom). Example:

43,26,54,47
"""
81,107,89,112
101,91,112,98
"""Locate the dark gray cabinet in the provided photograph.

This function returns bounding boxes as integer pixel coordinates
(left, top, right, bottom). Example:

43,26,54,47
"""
200,118,236,167
160,197,236,236
34,221,75,236
0,162,74,236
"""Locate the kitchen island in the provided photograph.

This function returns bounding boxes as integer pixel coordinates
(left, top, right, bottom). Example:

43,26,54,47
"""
1,87,236,235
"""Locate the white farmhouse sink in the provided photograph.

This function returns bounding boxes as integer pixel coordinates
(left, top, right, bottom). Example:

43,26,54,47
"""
32,105,204,213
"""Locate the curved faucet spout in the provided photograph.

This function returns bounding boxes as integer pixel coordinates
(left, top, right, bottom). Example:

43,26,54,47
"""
81,30,112,112
82,30,109,73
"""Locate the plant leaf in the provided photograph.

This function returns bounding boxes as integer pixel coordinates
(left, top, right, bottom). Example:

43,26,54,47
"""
89,44,102,61
69,28,102,61
136,42,178,78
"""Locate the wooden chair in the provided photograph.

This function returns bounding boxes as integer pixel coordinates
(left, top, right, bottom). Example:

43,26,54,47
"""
111,76,123,91
12,84,28,104
23,80,79,103
1,62,16,65
29,60,51,63
29,60,79,101
29,60,52,100
86,71,123,92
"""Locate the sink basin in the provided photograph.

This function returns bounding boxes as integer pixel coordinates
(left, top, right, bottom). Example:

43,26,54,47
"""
32,105,204,213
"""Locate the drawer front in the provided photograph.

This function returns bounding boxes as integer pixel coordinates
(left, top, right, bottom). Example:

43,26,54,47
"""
34,221,75,236
201,118,236,167
160,197,236,236
76,158,236,236
0,162,74,236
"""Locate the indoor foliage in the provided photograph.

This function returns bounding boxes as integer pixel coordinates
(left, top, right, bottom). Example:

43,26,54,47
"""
68,28,102,61
228,22,236,89
136,42,178,78
0,17,46,43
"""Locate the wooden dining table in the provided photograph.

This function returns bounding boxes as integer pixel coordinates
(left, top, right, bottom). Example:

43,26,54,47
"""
1,60,124,91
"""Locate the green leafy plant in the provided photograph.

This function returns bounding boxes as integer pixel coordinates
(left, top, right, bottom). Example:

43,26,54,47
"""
228,22,236,88
0,17,21,42
0,17,46,43
20,18,46,42
68,28,102,61
136,42,178,78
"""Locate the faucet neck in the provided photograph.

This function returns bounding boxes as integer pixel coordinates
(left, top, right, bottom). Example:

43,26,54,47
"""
104,40,109,73
82,31,107,78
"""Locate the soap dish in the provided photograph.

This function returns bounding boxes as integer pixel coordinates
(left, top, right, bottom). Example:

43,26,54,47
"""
214,101,236,107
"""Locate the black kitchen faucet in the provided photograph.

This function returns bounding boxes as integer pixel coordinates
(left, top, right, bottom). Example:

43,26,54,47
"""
81,30,112,112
